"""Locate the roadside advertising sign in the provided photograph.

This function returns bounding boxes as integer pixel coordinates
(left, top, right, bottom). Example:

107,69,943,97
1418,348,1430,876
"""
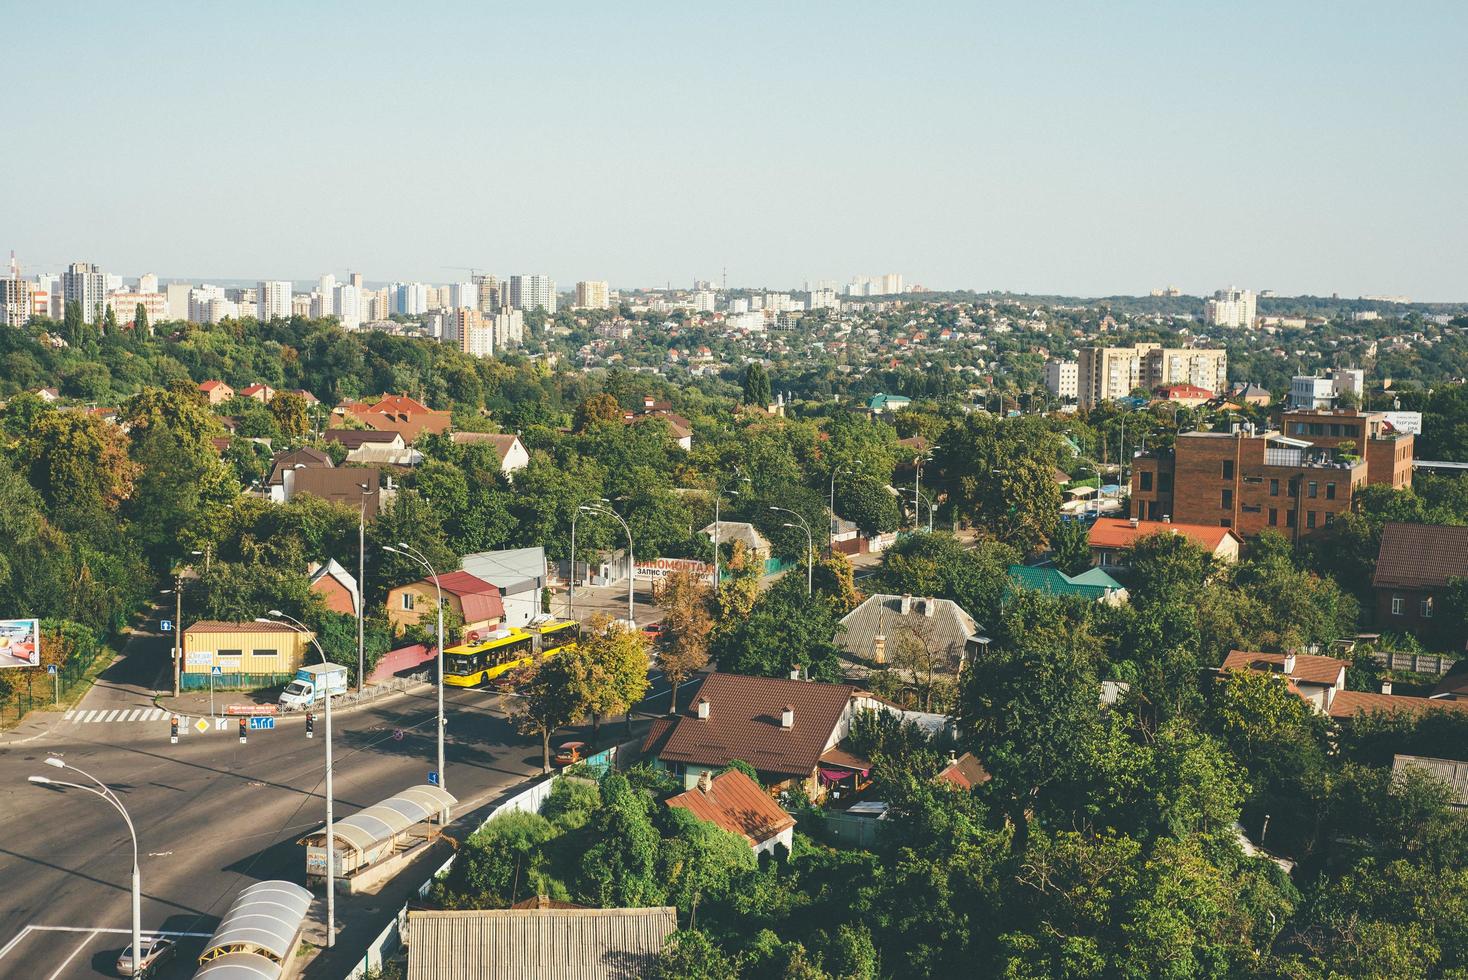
0,619,40,669
225,704,278,716
186,651,214,667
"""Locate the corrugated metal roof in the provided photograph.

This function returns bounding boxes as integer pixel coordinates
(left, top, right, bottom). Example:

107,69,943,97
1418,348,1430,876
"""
200,881,312,964
301,785,456,854
405,907,677,980
192,951,282,979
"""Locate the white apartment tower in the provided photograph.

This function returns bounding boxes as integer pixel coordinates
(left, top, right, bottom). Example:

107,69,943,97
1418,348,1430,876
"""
257,280,293,320
1205,287,1256,328
1044,360,1079,401
574,280,610,310
334,284,361,330
62,261,108,324
510,275,556,313
317,274,336,315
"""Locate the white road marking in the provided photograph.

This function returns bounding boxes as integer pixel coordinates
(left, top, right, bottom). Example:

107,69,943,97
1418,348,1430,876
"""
27,925,213,937
63,710,74,720
76,710,95,723
103,710,121,723
44,928,96,980
123,709,140,722
147,708,165,720
0,925,32,961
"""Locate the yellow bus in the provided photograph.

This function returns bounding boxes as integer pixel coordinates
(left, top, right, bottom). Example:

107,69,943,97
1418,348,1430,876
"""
442,628,535,687
532,619,581,656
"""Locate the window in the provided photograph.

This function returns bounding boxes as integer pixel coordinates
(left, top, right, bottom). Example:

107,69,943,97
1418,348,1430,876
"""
1307,510,1316,529
252,648,277,659
1287,510,1296,527
1222,460,1234,479
1307,481,1318,499
1220,518,1232,528
218,648,242,658
1243,475,1263,485
401,592,416,611
1268,508,1278,526
1221,489,1233,509
1325,513,1336,526
1421,598,1434,618
1140,471,1153,491
1241,504,1261,513
1158,473,1173,493
1270,479,1279,497
1391,596,1404,616
1325,482,1336,500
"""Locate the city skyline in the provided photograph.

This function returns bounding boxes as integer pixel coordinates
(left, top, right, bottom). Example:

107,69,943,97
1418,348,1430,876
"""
6,2,1466,299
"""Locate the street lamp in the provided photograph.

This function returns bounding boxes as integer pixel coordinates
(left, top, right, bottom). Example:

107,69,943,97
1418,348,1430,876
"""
914,488,935,532
769,506,813,595
584,502,636,626
356,483,378,693
382,542,446,816
914,447,940,532
569,499,605,622
829,462,859,552
712,471,750,588
258,612,335,948
29,758,142,966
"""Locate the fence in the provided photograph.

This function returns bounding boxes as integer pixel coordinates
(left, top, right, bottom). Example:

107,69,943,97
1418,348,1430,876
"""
819,811,887,849
180,671,294,692
345,735,643,979
1367,651,1457,676
276,670,432,714
0,625,112,730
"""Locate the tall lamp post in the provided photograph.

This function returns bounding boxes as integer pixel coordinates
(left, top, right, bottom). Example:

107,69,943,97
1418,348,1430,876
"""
770,506,813,595
29,759,142,965
914,447,939,533
356,483,378,692
383,543,446,816
914,488,935,532
711,471,749,588
828,462,858,553
258,612,335,947
160,550,202,697
569,499,603,622
585,501,635,626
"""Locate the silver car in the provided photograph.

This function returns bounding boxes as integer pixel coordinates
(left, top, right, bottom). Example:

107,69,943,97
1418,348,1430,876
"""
115,937,176,977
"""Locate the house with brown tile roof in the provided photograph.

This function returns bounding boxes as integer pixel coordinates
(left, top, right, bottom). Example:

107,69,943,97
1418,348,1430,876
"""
198,380,234,405
1372,522,1468,638
386,570,505,642
285,466,381,516
1089,517,1242,568
450,432,530,475
935,752,990,791
643,672,863,794
665,768,795,856
1221,650,1347,712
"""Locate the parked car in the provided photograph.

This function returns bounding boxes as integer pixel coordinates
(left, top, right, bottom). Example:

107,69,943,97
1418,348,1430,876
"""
554,741,587,767
116,937,176,977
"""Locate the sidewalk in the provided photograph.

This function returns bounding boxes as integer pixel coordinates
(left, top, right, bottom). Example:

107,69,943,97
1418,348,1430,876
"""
149,677,436,727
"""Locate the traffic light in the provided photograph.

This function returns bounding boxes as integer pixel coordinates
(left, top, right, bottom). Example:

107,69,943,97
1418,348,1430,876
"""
170,716,179,744
238,718,247,743
305,712,314,739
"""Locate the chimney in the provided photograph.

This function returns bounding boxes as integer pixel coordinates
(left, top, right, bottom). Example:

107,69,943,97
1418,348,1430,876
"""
923,598,937,617
1282,651,1297,675
900,594,913,615
1162,515,1171,524
1128,517,1139,528
872,634,887,665
789,665,802,681
1381,680,1393,696
696,697,710,720
697,769,712,793
781,705,794,729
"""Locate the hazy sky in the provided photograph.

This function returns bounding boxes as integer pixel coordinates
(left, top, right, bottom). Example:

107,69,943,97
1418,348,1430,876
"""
9,1,1466,298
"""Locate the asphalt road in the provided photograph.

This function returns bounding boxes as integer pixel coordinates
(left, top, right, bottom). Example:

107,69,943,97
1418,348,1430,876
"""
0,627,678,980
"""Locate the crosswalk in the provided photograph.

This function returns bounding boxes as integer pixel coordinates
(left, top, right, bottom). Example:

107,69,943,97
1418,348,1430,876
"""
65,707,171,725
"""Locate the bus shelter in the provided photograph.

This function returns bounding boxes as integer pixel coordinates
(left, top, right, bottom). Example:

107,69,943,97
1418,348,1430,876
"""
299,784,456,890
193,879,312,979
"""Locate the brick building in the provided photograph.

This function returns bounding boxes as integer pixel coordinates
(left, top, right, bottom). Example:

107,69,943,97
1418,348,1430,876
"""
1278,409,1414,488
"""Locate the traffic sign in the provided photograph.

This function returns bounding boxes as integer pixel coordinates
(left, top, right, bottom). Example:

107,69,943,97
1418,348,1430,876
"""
194,717,209,733
215,717,228,730
211,665,223,676
392,729,405,741
160,620,173,632
248,717,276,731
47,664,57,675
427,771,438,786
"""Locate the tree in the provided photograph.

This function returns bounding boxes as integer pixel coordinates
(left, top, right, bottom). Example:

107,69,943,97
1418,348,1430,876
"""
834,475,901,536
570,614,651,740
573,392,622,432
741,362,771,407
651,931,740,980
657,569,714,714
268,391,310,439
890,616,955,712
19,409,141,530
504,653,583,773
660,806,756,928
62,299,83,347
133,302,149,341
1050,519,1091,576
102,304,118,337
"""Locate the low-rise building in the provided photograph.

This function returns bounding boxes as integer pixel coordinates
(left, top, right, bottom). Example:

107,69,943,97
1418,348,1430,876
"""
665,768,795,856
1006,564,1128,604
239,382,276,403
459,547,547,629
449,432,530,476
387,570,505,641
198,380,234,405
1087,517,1243,568
1372,523,1468,636
405,907,676,980
308,559,359,616
180,620,314,688
837,593,985,668
1220,648,1468,721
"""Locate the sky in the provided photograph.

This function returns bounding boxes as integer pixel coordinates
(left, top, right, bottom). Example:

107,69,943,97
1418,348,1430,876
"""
7,1,1467,299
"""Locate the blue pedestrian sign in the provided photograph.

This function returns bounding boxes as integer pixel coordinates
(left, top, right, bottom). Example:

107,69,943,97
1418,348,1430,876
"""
47,664,57,675
160,620,174,632
211,665,223,676
248,717,276,730
427,771,439,786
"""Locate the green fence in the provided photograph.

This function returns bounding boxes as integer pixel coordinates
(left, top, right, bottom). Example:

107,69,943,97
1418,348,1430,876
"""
180,671,294,692
0,621,112,730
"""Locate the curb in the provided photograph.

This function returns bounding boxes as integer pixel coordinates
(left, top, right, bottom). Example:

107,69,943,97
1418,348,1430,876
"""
149,680,437,725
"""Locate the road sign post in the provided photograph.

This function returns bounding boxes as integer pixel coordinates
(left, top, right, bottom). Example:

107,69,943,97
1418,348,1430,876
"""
210,664,222,718
428,771,438,786
49,662,58,704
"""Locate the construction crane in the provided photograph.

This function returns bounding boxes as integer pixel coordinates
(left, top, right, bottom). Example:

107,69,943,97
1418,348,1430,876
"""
444,266,486,279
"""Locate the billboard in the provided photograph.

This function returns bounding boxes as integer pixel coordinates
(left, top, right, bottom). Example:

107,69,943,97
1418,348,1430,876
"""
0,619,40,669
1382,411,1423,436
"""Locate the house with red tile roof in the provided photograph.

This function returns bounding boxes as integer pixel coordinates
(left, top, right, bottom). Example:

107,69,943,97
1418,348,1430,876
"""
386,570,505,642
1088,517,1243,569
1154,383,1215,407
342,393,452,444
665,768,795,856
239,382,276,403
1220,648,1468,722
198,380,234,405
935,752,990,791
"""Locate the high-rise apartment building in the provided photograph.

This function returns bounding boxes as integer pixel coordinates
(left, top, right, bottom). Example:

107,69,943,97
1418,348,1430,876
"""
693,290,718,313
456,308,494,357
1205,287,1256,328
107,291,168,326
62,262,108,324
393,282,428,316
808,288,838,311
450,282,478,310
1,275,32,328
492,308,525,347
1077,344,1227,409
1044,360,1079,401
510,275,556,313
574,280,610,310
472,274,501,314
316,274,336,315
334,284,361,330
138,273,159,294
257,280,293,320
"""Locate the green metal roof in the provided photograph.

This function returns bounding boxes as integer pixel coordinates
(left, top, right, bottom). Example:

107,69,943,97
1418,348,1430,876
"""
1006,564,1122,601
